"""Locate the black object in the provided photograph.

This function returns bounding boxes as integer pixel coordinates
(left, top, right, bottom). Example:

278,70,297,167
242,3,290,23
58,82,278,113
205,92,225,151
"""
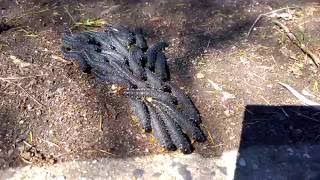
61,25,206,153
0,22,12,34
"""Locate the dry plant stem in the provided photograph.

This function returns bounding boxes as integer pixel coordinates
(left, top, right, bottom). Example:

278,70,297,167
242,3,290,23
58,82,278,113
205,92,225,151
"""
0,74,47,80
273,20,320,67
64,6,77,25
247,6,297,37
0,79,45,107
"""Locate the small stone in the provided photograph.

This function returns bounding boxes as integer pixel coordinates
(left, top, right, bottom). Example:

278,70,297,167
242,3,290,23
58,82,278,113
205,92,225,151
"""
224,110,233,117
196,73,205,79
27,104,33,111
36,110,42,116
238,158,246,167
111,84,118,90
56,88,64,94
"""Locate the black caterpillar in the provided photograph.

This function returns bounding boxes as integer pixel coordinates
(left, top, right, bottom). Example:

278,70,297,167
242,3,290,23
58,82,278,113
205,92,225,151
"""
61,25,206,154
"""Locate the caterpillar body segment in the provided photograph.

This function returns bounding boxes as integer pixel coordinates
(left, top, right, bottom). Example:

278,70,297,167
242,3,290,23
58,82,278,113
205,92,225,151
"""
108,58,146,88
129,99,152,132
146,103,175,150
146,42,168,70
133,28,148,51
153,104,192,154
145,69,163,89
150,99,206,142
155,51,169,81
106,25,135,46
92,69,133,88
164,82,201,125
122,89,177,103
107,30,130,57
128,46,145,79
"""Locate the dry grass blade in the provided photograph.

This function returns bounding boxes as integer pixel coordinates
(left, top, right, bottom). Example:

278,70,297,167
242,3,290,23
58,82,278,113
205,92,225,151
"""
39,138,61,149
76,18,107,27
278,82,320,108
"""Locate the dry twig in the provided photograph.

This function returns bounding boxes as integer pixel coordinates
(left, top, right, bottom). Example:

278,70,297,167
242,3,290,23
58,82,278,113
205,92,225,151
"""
0,74,47,81
273,20,320,67
247,7,297,37
0,78,45,107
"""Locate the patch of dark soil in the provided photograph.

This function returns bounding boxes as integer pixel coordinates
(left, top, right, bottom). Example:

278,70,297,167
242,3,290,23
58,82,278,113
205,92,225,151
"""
0,22,13,34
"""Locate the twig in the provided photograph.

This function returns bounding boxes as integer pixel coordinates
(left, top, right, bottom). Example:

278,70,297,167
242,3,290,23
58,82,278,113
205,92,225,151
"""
84,149,117,156
0,79,45,107
247,7,297,37
38,138,60,149
97,149,117,156
23,140,33,147
273,19,320,67
0,74,47,80
99,113,103,132
291,110,320,123
208,143,224,148
64,6,77,25
280,108,289,118
260,95,270,104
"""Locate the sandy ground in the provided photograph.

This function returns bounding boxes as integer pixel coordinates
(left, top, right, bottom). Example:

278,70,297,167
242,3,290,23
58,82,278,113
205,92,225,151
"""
0,0,320,170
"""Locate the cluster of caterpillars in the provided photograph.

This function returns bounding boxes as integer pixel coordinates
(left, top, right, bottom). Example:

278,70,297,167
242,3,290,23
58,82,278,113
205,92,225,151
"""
61,25,206,153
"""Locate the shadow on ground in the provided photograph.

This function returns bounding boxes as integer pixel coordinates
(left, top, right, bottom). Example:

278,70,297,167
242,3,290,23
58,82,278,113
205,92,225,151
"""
0,108,28,169
234,105,320,179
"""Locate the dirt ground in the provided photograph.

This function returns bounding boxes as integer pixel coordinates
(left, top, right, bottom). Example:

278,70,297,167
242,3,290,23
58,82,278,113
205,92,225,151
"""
0,0,320,169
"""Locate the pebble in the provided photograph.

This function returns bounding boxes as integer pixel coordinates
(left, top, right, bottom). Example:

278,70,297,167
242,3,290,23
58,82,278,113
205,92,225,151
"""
196,73,205,79
36,110,42,116
27,104,33,111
